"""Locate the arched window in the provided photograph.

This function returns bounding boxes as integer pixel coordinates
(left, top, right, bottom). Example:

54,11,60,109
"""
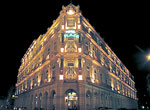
44,92,48,110
86,90,92,110
39,93,42,108
34,94,38,108
101,93,104,107
41,71,44,85
50,90,56,110
94,92,99,109
30,95,33,110
100,73,103,83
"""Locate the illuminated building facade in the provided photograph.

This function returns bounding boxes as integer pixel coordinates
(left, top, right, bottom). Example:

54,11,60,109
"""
15,4,138,110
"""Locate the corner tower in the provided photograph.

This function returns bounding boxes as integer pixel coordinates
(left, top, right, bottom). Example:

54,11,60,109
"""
15,4,138,110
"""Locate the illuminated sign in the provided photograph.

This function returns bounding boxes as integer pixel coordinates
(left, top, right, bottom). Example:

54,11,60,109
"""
64,33,79,38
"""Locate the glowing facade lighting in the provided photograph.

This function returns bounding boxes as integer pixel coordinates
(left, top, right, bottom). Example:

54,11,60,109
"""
59,75,64,80
78,75,83,80
61,48,64,52
16,4,137,109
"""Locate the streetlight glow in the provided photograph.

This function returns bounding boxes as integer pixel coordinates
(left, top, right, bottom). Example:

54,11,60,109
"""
147,54,150,61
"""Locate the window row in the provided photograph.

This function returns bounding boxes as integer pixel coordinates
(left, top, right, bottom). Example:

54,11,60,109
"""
17,66,56,95
83,39,135,88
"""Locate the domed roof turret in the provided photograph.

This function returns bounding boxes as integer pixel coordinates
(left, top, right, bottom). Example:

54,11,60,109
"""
61,3,80,15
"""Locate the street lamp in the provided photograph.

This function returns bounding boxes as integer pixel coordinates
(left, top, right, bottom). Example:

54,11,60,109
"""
147,54,150,61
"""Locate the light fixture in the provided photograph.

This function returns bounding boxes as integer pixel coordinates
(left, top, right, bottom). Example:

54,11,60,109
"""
59,75,64,80
62,25,65,29
61,48,64,52
78,48,82,53
91,78,95,83
78,24,81,29
65,96,68,100
78,75,83,80
147,54,150,61
67,9,74,15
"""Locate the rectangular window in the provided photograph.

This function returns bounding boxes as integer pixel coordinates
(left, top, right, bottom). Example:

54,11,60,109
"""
87,66,90,77
78,58,81,69
79,34,81,43
62,34,64,43
47,48,50,54
68,37,74,40
52,70,55,78
85,42,89,51
67,18,75,27
54,42,57,51
68,63,74,66
61,58,64,69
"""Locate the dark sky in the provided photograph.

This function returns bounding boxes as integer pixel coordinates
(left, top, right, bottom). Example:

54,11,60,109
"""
0,0,149,102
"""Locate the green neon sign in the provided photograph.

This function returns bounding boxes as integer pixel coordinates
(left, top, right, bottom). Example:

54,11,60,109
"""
64,33,79,39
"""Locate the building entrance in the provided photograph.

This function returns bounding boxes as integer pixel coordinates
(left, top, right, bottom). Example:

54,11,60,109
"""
65,89,78,110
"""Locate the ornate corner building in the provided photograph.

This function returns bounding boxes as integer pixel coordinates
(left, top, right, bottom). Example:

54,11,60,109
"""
15,4,138,110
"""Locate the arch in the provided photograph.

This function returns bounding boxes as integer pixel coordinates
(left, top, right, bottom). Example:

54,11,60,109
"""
34,94,38,109
38,93,42,108
86,90,92,110
51,90,56,98
65,89,78,95
94,91,99,108
65,89,78,110
44,91,48,110
101,93,104,107
110,96,113,108
105,95,108,107
30,95,33,110
50,90,56,110
86,90,91,98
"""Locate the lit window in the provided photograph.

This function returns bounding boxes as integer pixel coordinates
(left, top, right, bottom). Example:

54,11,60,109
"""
61,48,64,52
78,48,82,53
78,75,83,80
59,75,64,80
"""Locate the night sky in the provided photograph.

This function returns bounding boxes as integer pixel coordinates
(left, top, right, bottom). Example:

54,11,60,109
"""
0,0,149,105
